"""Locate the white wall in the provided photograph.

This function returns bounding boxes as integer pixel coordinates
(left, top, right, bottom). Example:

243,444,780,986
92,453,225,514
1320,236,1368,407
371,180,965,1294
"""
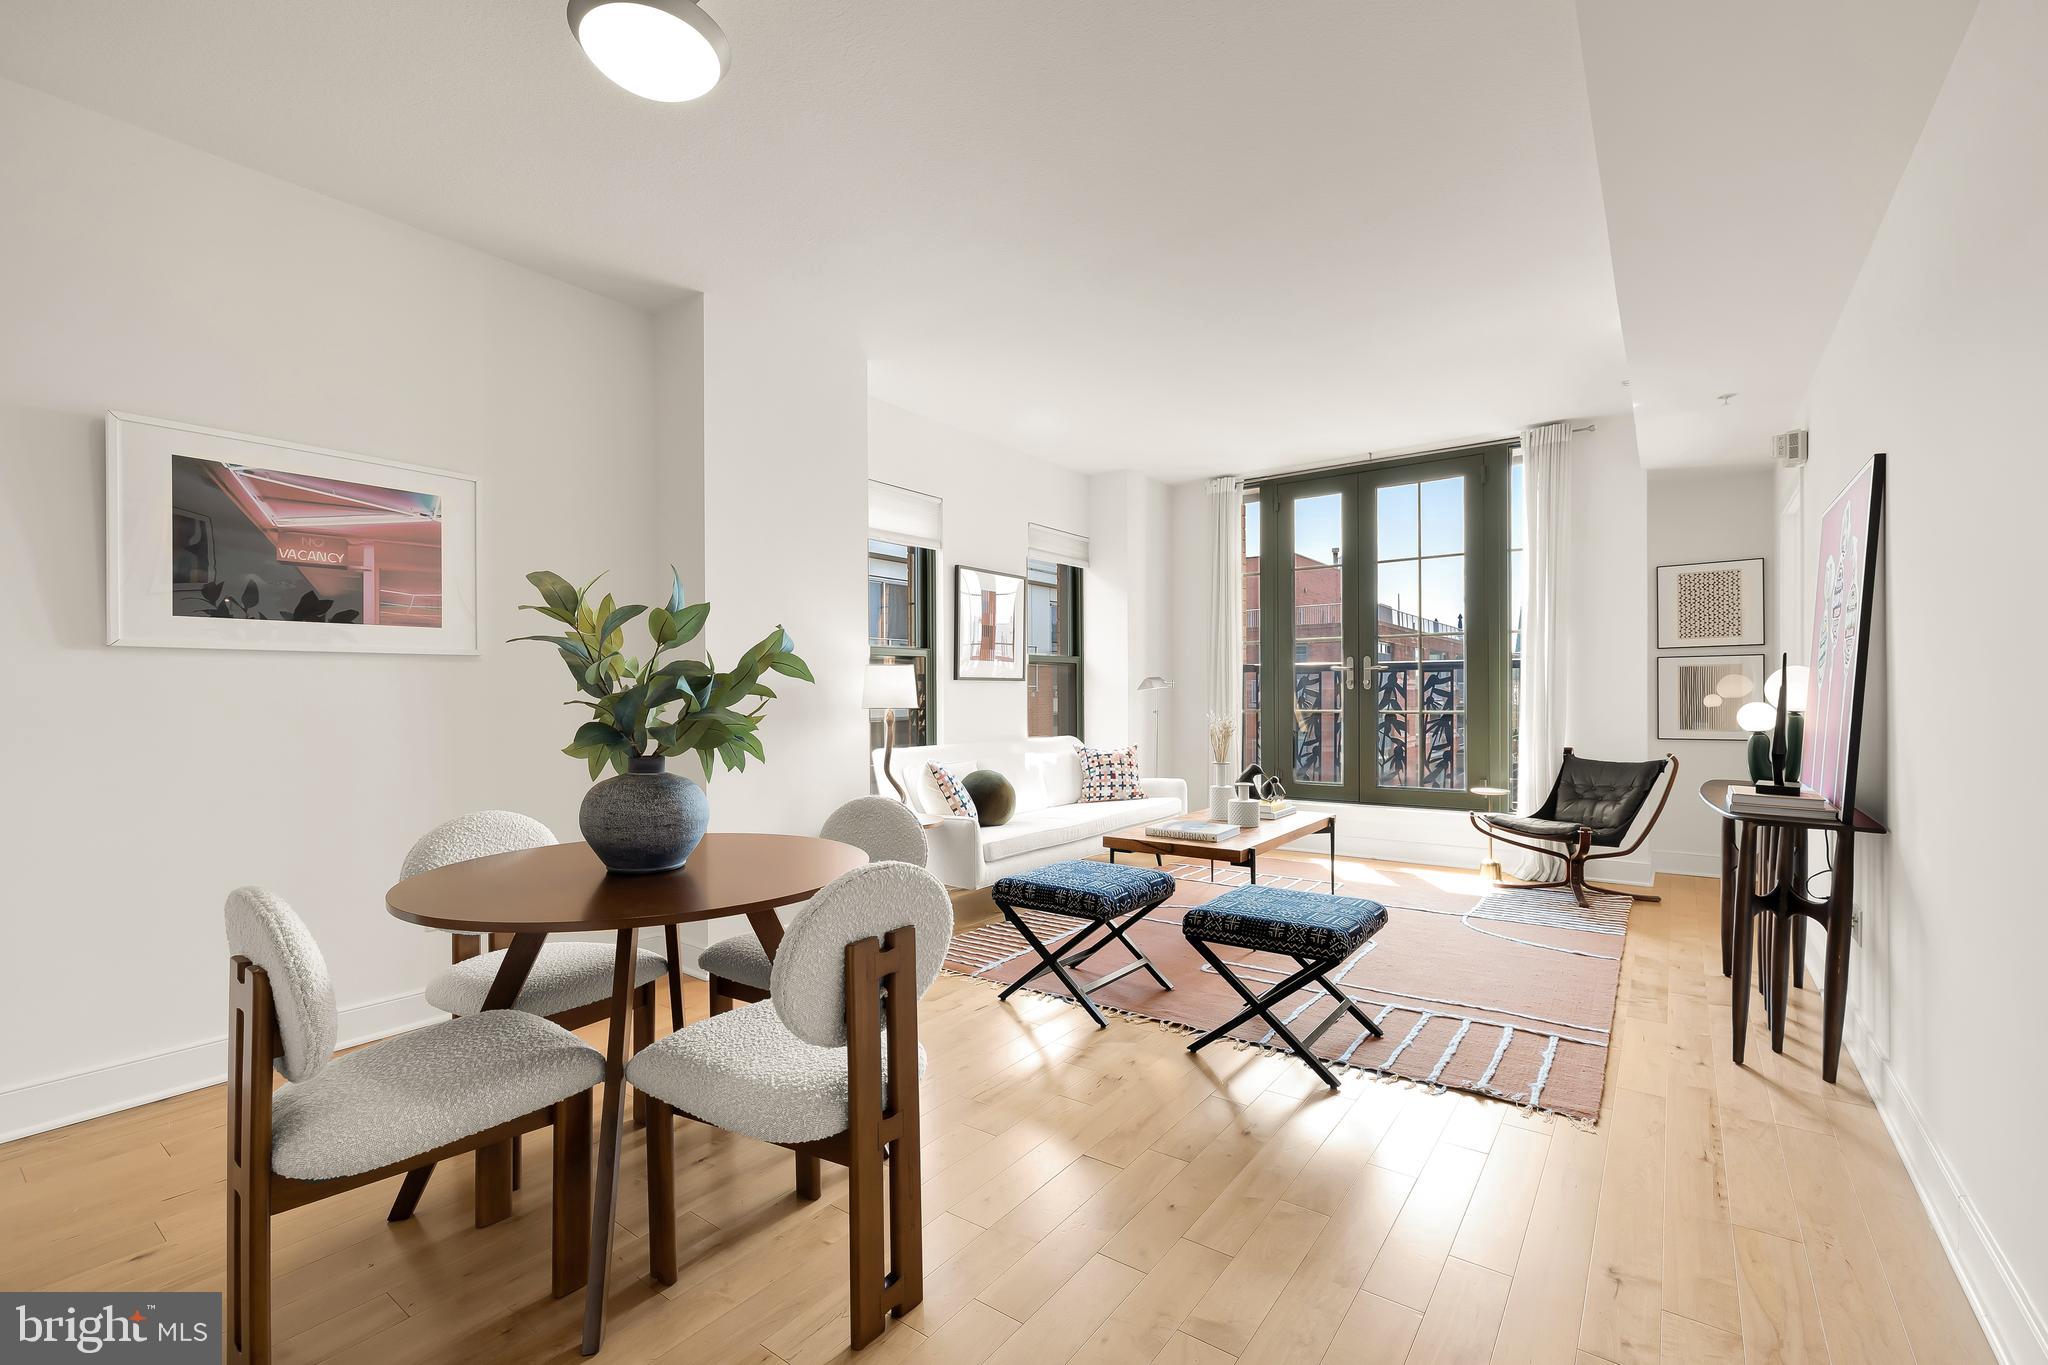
1083,471,1174,769
1643,466,1778,874
0,79,659,1137
1163,416,1655,877
1798,1,2048,1354
865,399,1092,745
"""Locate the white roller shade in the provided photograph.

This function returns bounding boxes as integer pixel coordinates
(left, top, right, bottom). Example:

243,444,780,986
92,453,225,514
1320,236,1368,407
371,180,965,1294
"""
868,480,943,550
1027,522,1090,568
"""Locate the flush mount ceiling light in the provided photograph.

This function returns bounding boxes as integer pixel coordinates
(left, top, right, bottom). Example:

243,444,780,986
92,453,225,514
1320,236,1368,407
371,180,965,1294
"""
568,0,729,102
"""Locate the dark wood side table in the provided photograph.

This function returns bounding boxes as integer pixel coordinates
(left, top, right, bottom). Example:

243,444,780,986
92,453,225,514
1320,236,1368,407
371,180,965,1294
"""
387,833,866,1356
1699,778,1886,1083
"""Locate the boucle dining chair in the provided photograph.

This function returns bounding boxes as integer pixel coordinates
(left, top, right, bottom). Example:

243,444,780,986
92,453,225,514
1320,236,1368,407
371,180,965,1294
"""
393,811,674,1220
630,860,951,1350
224,887,602,1365
700,796,929,1013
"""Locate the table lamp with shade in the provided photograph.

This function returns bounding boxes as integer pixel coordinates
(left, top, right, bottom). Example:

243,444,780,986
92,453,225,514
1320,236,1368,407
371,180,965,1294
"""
1737,660,1808,793
864,663,921,803
1136,675,1171,776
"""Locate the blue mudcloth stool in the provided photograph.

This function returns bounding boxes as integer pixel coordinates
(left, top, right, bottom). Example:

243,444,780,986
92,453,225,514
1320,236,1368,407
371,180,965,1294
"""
1181,885,1389,1088
991,861,1177,1029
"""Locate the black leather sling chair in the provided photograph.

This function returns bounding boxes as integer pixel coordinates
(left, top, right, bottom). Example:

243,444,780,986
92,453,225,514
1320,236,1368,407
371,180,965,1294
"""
1471,749,1678,907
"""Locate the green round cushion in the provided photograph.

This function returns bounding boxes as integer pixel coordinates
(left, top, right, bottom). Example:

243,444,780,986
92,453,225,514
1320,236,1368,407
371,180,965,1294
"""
962,768,1016,827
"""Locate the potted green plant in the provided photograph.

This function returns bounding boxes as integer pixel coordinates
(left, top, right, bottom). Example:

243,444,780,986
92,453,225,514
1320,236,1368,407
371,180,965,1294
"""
513,567,813,874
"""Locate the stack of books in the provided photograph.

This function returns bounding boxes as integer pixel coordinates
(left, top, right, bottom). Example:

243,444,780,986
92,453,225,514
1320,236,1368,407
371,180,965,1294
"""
1144,818,1239,842
1728,785,1838,820
1258,799,1297,820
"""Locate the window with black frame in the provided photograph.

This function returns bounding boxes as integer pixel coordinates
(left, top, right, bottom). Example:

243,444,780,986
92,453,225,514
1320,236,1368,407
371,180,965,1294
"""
867,538,935,750
1245,443,1516,809
1026,558,1083,738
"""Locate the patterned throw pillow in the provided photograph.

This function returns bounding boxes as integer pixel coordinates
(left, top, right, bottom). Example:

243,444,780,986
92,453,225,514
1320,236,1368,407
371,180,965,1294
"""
1078,745,1144,802
927,762,978,819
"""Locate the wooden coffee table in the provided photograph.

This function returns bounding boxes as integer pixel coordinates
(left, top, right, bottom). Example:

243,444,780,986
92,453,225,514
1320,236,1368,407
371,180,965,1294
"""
1104,810,1337,892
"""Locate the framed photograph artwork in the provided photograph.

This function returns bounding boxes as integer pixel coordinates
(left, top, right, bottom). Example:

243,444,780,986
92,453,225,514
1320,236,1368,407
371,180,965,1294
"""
106,411,480,654
954,564,1025,679
1657,653,1766,741
1656,557,1764,649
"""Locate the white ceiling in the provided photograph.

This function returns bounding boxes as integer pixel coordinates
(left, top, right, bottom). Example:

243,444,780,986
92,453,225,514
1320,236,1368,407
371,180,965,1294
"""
1575,0,1975,468
0,1,1974,477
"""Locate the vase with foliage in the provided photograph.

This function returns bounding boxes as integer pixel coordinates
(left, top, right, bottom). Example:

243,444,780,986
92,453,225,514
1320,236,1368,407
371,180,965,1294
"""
514,567,813,874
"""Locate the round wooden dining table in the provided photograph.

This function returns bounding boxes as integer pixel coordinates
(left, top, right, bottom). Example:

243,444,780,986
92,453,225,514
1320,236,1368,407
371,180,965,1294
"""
386,832,867,1355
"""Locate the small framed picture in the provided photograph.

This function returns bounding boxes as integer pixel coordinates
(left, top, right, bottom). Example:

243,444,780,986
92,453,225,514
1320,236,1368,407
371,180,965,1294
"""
1656,557,1764,648
954,564,1025,680
1658,653,1766,741
107,411,480,654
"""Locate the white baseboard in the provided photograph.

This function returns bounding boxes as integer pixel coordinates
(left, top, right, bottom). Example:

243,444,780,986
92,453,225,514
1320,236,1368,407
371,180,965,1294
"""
0,990,444,1145
1842,1010,2048,1365
1653,849,1721,879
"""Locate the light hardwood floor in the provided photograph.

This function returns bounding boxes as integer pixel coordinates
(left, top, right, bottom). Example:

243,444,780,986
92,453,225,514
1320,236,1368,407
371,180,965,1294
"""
0,866,1999,1365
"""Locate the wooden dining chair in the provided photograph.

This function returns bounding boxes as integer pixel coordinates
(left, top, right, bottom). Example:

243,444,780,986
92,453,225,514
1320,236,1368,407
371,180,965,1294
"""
699,796,930,1013
629,861,951,1350
395,811,677,1218
225,887,602,1365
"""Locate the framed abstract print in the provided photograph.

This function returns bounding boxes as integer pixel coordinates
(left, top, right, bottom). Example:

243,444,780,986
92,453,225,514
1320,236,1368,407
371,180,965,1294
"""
1656,557,1764,649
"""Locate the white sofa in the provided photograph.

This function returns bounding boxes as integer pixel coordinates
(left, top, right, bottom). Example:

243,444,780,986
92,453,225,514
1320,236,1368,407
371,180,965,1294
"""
874,736,1186,889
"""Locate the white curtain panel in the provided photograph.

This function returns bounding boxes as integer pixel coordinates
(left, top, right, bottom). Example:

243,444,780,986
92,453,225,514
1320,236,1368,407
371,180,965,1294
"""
1205,477,1245,767
1513,422,1571,880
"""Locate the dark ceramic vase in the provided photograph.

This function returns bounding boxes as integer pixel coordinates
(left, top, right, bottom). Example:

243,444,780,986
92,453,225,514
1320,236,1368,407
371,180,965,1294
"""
579,754,710,875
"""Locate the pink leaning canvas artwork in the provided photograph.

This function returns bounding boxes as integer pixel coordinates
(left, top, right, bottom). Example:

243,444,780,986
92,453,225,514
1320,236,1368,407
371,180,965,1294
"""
1800,453,1886,810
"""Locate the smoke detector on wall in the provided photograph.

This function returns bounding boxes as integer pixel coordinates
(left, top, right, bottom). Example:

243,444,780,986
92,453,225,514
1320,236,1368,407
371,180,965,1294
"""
1775,430,1809,467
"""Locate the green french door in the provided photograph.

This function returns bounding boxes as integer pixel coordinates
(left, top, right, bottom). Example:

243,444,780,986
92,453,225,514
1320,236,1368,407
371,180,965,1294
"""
1256,445,1512,809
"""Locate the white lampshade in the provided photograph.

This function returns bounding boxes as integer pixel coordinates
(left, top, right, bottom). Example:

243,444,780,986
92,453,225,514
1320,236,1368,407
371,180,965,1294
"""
569,0,729,102
1137,675,1171,693
1764,665,1810,712
1736,701,1777,733
863,663,918,711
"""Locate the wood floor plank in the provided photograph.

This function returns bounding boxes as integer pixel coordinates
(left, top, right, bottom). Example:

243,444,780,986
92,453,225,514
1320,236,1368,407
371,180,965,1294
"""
1492,1122,1606,1365
1068,1236,1232,1365
1321,1289,1422,1365
1449,1125,1550,1275
1361,1138,1487,1311
1730,1227,1828,1365
1407,1257,1511,1365
1579,1086,1667,1365
982,1253,1145,1365
1183,1200,1328,1355
1657,1312,1744,1365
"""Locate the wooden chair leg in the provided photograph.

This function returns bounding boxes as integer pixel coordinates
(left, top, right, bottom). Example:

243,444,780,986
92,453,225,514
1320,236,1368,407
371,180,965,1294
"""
226,1173,270,1365
386,1165,433,1222
709,978,734,1015
475,1141,514,1227
631,982,656,1127
847,1131,886,1350
552,1091,593,1298
796,1151,822,1200
512,1133,523,1191
664,924,686,1031
646,1098,677,1284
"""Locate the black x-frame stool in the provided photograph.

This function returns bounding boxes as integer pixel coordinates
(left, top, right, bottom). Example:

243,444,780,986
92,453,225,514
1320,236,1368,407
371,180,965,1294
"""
1181,885,1389,1089
990,861,1178,1029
